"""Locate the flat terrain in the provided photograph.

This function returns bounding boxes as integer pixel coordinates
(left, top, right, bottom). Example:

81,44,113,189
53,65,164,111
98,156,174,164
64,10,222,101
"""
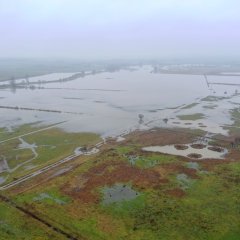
1,66,240,239
1,127,239,240
0,123,100,186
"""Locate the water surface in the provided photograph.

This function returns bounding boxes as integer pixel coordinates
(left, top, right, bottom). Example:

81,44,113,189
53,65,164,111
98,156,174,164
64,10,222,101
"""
1,66,240,137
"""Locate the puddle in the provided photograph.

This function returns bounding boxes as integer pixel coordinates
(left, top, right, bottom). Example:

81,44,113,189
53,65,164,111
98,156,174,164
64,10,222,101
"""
186,162,200,170
142,144,228,159
125,155,139,165
33,193,66,205
0,177,6,184
102,183,139,205
5,137,40,173
0,156,9,173
176,173,193,189
125,154,163,168
18,138,38,157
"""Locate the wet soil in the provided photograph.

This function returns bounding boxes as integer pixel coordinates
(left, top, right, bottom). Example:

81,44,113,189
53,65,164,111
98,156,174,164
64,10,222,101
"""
62,161,168,203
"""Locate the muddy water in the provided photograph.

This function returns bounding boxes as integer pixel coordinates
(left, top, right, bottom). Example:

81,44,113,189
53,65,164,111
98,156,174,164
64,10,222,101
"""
0,66,240,137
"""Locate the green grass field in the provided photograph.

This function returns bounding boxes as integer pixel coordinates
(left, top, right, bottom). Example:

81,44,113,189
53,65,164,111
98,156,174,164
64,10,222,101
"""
4,138,239,240
0,201,65,240
177,113,205,121
0,123,101,185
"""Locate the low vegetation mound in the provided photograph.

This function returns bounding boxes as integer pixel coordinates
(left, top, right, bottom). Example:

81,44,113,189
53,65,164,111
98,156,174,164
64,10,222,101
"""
190,144,206,149
174,144,188,150
208,146,224,153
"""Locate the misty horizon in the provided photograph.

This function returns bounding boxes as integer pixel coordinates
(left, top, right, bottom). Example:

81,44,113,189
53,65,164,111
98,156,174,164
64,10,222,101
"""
1,0,240,60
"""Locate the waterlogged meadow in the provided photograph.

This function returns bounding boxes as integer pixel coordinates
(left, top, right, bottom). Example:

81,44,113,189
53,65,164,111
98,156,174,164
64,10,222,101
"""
6,129,240,240
0,123,100,185
0,67,240,239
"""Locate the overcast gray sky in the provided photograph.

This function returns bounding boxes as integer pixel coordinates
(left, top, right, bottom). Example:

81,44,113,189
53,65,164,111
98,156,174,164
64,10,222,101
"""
0,0,240,60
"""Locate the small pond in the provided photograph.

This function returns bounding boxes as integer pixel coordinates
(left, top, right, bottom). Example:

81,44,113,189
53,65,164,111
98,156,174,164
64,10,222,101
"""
102,183,139,205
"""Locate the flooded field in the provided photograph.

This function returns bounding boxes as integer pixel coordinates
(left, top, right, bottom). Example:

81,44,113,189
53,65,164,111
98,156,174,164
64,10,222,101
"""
1,65,240,138
142,144,228,159
1,65,240,186
3,112,240,240
2,1,240,239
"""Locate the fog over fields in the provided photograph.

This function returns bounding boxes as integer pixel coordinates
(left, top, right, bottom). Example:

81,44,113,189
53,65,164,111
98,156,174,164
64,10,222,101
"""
1,1,240,240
